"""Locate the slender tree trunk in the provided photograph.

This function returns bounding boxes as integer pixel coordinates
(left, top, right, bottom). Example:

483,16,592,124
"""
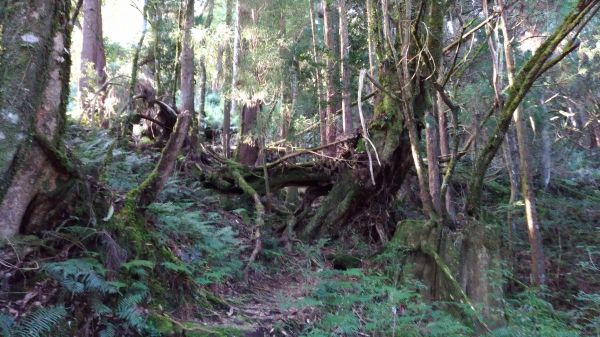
151,4,163,96
129,1,148,105
309,0,326,145
196,0,213,131
338,0,352,135
437,93,456,219
366,0,378,94
323,0,338,148
231,0,241,122
80,0,107,126
180,0,194,116
198,62,207,121
170,2,184,107
425,0,445,216
498,0,545,286
214,45,224,91
222,0,234,158
540,99,552,191
0,0,73,237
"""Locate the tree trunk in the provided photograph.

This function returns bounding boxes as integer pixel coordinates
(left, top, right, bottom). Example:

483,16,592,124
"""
540,101,552,191
180,0,194,117
0,1,73,237
323,0,338,149
238,100,262,166
230,0,241,133
80,0,107,126
338,0,352,135
437,93,456,219
366,0,378,94
198,62,207,119
136,112,191,208
129,1,148,107
222,0,234,158
425,0,445,216
498,0,546,286
309,0,326,145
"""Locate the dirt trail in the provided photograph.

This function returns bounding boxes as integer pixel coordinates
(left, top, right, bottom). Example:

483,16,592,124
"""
204,269,319,336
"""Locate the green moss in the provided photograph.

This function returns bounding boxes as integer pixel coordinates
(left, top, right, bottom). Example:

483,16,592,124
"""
148,314,175,334
388,219,436,251
186,326,247,337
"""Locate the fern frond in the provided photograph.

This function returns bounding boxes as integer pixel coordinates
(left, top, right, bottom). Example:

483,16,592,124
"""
43,258,116,295
116,293,146,330
0,312,14,337
11,305,67,337
98,322,116,337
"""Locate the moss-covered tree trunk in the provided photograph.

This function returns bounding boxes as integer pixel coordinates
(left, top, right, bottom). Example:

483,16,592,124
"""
0,1,74,237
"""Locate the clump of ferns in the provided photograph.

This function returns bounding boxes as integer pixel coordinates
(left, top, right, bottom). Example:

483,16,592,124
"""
39,257,159,336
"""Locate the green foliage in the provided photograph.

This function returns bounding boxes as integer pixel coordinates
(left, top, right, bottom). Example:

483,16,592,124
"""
573,292,600,335
0,312,14,337
147,202,243,285
294,268,472,337
43,258,117,295
9,305,67,337
488,290,579,337
38,256,158,336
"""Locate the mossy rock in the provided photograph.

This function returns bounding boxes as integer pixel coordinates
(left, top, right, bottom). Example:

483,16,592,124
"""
388,219,437,251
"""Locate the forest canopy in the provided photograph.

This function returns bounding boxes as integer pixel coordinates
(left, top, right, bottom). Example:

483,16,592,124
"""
1,0,600,336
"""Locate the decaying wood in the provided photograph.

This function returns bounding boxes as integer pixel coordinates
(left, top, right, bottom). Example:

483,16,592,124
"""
136,111,191,208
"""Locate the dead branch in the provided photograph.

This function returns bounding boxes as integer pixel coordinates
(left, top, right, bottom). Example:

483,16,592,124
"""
263,135,358,169
268,91,377,147
137,111,191,208
136,114,171,130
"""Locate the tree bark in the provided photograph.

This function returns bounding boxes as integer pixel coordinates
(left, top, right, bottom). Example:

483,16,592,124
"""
137,111,191,208
0,1,73,237
437,93,456,219
540,102,552,191
180,0,194,117
79,0,107,125
366,0,378,94
425,0,445,216
323,0,338,149
309,0,326,145
222,0,234,158
230,0,241,131
238,100,262,166
498,0,546,286
338,0,352,135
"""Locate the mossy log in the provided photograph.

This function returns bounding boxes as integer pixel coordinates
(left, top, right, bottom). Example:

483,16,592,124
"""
109,111,191,256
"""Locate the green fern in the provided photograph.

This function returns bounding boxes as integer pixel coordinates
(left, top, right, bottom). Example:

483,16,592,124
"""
0,312,14,336
116,292,146,330
98,322,116,337
43,258,117,295
10,305,67,337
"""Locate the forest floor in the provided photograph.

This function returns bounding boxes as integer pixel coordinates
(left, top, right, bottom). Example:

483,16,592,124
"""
202,260,319,336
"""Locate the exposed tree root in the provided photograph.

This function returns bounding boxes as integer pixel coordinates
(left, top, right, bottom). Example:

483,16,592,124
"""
231,169,265,282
